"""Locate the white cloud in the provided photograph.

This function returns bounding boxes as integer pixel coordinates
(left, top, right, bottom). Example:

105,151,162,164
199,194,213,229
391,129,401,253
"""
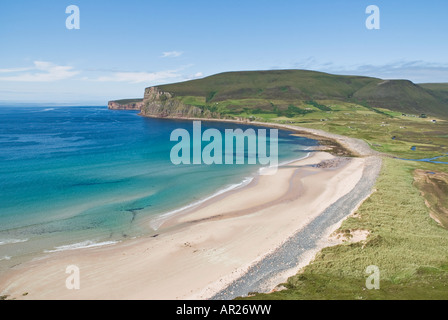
182,72,204,82
161,51,183,58
0,61,79,82
0,67,32,73
93,70,182,84
290,58,448,83
346,61,448,82
327,61,448,83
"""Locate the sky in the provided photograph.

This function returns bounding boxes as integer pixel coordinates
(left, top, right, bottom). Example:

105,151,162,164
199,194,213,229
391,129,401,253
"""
0,0,448,105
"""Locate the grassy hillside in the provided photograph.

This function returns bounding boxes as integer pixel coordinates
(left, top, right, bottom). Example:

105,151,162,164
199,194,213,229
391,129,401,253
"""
154,70,448,118
353,80,448,117
159,70,378,102
420,83,448,103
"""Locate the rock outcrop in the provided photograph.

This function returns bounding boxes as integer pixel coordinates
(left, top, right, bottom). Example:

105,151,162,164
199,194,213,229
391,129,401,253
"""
108,100,144,111
109,87,227,119
140,87,220,118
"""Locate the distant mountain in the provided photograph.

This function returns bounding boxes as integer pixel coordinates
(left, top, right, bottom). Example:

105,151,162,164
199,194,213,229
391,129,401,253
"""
109,70,448,118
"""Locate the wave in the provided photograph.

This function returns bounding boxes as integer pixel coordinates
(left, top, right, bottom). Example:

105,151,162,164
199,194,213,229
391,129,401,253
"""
30,108,56,113
149,176,255,230
0,256,11,261
258,149,312,175
280,150,312,166
43,240,119,253
0,238,28,246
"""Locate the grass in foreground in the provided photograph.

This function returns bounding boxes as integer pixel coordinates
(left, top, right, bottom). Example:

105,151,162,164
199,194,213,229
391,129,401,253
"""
243,158,448,300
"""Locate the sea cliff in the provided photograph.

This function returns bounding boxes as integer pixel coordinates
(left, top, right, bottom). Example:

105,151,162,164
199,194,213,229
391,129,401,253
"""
107,99,144,111
110,87,225,119
141,87,204,118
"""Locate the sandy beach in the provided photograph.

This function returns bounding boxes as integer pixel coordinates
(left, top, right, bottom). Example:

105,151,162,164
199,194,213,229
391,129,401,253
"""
0,142,374,299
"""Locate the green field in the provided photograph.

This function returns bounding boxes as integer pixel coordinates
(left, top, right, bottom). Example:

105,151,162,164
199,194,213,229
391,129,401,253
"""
258,100,448,161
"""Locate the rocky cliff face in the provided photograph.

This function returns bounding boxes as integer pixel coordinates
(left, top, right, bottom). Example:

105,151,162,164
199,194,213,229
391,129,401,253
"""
110,87,225,119
140,87,219,118
108,100,143,111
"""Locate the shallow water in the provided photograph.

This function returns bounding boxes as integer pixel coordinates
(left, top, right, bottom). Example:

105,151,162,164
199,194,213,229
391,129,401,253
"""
0,106,317,271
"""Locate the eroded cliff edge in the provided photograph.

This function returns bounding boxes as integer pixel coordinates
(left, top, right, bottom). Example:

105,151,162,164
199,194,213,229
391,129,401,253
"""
109,87,225,119
141,87,202,118
108,99,144,111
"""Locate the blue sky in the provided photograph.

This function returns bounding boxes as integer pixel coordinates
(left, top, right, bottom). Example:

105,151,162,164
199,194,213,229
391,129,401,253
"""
1,0,448,104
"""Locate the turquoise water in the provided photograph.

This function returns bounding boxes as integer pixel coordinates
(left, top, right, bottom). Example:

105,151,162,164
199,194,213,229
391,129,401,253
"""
0,106,317,271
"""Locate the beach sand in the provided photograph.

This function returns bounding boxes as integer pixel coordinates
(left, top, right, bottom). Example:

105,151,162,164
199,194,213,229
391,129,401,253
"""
0,151,367,300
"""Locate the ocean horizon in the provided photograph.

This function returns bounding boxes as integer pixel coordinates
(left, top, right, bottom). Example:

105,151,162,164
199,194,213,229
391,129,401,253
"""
0,106,317,272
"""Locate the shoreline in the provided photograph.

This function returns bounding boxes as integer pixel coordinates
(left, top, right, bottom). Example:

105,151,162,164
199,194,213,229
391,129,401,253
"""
147,150,313,232
139,114,377,158
0,115,381,300
211,155,382,299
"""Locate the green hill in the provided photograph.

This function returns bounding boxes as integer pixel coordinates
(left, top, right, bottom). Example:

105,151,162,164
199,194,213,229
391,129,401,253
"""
353,80,448,117
151,70,448,118
419,83,448,104
158,70,378,102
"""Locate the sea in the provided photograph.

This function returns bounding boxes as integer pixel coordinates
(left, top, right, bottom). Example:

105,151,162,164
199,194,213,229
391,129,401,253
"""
0,106,317,272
